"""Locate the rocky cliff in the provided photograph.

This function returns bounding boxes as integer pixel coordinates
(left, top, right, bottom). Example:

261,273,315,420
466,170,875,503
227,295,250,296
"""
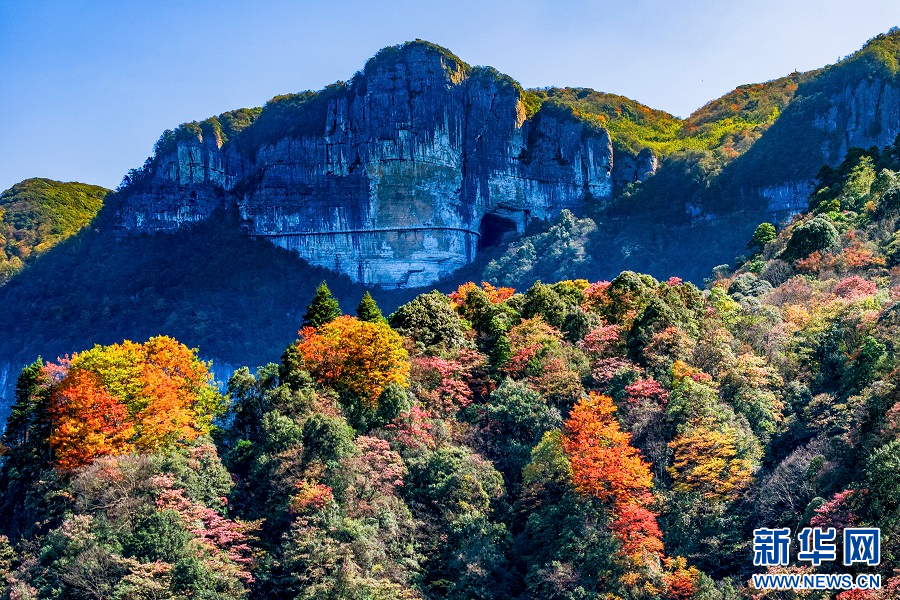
727,30,900,216
818,75,900,162
7,32,900,420
112,33,900,286
754,74,900,215
117,42,620,287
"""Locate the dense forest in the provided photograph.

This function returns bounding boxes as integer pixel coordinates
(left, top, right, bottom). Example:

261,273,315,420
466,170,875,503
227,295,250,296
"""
4,137,900,598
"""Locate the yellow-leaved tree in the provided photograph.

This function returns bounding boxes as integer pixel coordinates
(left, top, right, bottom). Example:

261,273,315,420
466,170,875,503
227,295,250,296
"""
296,315,409,408
667,420,755,505
47,336,223,469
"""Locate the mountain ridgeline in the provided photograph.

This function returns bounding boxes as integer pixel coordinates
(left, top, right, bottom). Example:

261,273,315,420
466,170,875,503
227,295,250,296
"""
2,31,900,416
109,32,900,288
0,178,108,285
115,41,619,288
6,29,900,600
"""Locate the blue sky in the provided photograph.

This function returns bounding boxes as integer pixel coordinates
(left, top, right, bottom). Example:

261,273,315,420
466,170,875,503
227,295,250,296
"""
1,0,899,191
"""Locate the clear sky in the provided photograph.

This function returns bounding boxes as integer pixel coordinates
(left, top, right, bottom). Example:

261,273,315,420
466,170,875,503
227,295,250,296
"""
2,0,899,191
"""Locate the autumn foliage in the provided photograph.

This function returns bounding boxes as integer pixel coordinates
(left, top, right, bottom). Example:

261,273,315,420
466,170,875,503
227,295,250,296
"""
296,315,409,408
504,316,563,378
48,370,135,471
663,557,701,600
562,392,654,506
46,336,223,470
10,131,900,597
562,395,661,555
153,473,258,583
449,281,515,307
667,420,755,504
562,392,670,591
608,502,665,558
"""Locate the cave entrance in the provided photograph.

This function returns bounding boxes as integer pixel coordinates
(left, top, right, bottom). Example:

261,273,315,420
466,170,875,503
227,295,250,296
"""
478,213,518,250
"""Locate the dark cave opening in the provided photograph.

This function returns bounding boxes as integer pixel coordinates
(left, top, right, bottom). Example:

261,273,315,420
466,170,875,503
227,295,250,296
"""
478,213,517,250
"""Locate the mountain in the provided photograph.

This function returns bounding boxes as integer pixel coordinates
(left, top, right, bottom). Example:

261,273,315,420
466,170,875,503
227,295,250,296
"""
3,31,900,416
109,32,900,291
6,132,900,599
115,41,619,288
109,41,814,289
7,31,900,600
0,178,108,284
480,29,900,288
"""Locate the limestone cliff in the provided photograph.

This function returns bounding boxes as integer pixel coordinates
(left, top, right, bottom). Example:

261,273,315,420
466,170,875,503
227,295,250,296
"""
737,75,900,217
728,31,900,216
818,76,900,162
113,33,900,286
758,75,900,215
117,42,616,287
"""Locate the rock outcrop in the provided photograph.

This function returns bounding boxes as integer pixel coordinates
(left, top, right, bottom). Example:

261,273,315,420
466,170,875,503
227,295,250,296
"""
612,147,658,188
818,76,900,163
113,35,900,286
117,42,616,287
756,76,900,216
730,29,900,218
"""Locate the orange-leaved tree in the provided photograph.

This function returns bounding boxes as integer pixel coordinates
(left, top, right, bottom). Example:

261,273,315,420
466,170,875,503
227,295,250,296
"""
48,370,135,471
449,281,515,307
46,336,223,469
562,392,654,507
562,391,666,588
296,315,409,408
133,336,222,451
609,502,665,558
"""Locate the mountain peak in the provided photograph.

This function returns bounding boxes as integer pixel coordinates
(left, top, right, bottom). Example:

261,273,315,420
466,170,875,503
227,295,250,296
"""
361,39,471,79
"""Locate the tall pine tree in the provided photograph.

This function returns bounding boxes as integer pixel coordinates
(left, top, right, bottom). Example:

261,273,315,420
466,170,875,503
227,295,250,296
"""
303,282,341,328
356,291,385,323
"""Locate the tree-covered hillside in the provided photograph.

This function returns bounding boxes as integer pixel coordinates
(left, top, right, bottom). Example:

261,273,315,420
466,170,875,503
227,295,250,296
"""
728,27,900,189
4,31,900,397
4,135,900,597
530,72,804,161
0,204,421,376
0,179,108,284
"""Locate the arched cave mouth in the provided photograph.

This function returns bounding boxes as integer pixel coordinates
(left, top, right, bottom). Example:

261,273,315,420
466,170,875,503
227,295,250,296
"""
478,214,517,251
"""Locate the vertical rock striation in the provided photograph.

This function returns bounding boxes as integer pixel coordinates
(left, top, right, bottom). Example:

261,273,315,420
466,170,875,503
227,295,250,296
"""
758,76,900,216
817,77,900,163
116,42,614,287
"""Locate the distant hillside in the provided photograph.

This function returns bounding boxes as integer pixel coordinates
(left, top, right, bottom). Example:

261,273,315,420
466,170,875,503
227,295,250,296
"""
7,130,900,600
0,205,421,372
523,87,683,154
532,72,804,161
0,178,108,284
728,28,900,190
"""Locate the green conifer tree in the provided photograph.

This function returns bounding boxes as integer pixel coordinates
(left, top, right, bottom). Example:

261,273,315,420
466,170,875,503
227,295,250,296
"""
356,291,385,323
303,282,341,328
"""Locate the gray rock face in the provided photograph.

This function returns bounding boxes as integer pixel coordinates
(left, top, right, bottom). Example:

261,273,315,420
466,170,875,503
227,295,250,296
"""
0,360,13,426
748,76,900,220
817,77,900,163
116,43,614,287
612,147,658,187
635,148,659,181
762,181,815,217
